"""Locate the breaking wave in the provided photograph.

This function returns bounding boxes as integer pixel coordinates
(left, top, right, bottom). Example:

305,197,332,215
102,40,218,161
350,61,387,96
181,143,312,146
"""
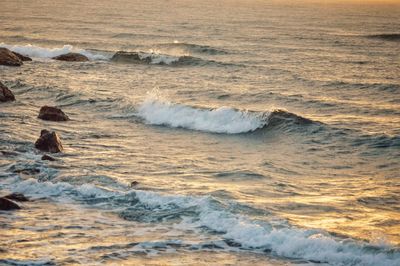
136,99,268,134
2,177,400,266
135,98,313,134
0,43,110,60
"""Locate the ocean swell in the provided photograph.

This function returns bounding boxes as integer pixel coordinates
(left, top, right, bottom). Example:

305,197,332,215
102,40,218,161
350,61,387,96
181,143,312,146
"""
155,42,228,55
366,33,400,42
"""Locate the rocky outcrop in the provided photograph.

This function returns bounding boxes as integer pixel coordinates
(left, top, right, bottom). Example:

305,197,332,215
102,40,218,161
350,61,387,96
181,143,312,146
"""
38,106,69,121
35,130,63,153
4,193,29,202
0,82,15,102
0,47,23,66
12,51,32,61
52,53,89,62
0,197,20,211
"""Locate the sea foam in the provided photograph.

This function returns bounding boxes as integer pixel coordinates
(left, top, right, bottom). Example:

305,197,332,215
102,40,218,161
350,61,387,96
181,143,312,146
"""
4,177,399,266
137,98,268,134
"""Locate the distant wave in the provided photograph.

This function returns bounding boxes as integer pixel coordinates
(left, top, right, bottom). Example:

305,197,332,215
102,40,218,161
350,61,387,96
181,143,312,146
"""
4,177,400,266
155,42,228,55
111,51,220,66
0,43,228,66
365,33,400,41
0,43,110,60
135,98,313,134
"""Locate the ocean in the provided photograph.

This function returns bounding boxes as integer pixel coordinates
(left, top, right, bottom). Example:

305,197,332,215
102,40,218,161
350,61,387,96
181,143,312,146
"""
0,0,399,265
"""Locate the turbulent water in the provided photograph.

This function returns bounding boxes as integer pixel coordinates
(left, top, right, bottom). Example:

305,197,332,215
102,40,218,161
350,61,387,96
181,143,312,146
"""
1,0,399,265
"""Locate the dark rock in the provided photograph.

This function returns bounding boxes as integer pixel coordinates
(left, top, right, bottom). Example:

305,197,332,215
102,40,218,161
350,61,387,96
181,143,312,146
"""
35,130,63,153
130,181,139,187
0,197,21,211
12,51,32,61
38,106,69,121
4,193,29,202
0,47,23,66
52,53,89,62
42,154,56,161
0,82,16,102
111,51,151,64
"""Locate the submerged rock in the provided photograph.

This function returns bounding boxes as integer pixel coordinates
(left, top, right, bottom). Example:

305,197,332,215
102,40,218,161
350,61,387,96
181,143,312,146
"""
38,106,69,121
0,82,16,102
4,193,29,202
12,51,32,61
35,129,64,153
0,47,23,66
42,154,56,161
0,197,21,211
130,181,139,187
52,53,89,62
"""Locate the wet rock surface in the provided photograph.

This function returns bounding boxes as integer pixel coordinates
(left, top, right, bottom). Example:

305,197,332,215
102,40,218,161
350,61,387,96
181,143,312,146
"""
52,52,89,62
0,47,23,66
0,82,16,102
35,130,64,153
38,106,69,121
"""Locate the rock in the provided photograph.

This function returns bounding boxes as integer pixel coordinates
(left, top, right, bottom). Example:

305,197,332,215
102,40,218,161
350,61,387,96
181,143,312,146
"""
0,82,16,102
35,129,63,153
38,106,69,121
0,197,21,211
52,53,89,62
111,51,151,64
0,47,23,66
12,51,32,61
4,193,29,202
41,154,56,161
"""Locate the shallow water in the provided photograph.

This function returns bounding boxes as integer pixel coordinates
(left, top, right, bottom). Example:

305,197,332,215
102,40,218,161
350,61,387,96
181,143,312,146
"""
1,0,399,265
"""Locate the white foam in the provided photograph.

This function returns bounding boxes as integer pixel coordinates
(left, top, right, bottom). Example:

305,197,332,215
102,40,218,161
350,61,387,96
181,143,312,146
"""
137,97,268,134
7,178,116,199
134,189,400,266
0,43,109,60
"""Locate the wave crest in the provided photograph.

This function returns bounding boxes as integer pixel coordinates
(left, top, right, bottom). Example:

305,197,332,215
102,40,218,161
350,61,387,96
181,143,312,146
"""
134,98,315,134
137,99,268,134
